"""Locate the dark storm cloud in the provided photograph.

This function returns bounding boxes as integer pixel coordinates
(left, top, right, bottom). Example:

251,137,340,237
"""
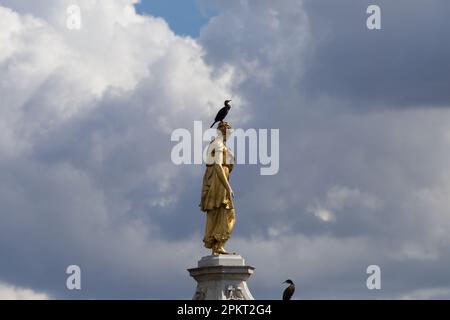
201,0,450,111
301,0,450,108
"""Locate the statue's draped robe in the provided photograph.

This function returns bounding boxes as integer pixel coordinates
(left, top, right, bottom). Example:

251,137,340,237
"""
200,138,235,249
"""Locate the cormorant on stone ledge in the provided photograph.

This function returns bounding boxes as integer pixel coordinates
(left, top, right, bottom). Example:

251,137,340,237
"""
210,100,232,128
282,279,295,300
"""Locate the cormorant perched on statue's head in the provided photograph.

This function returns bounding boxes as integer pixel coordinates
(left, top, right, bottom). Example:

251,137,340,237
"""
282,279,295,300
210,100,232,128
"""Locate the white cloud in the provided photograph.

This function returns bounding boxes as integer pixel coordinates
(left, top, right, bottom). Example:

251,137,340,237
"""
400,287,450,300
0,0,237,298
307,186,381,222
0,0,235,149
0,282,49,300
313,208,335,222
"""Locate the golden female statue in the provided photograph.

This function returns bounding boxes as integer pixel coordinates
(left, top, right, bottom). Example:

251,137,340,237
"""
200,122,235,255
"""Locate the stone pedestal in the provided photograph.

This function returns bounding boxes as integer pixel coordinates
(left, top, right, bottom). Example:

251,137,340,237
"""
188,254,255,300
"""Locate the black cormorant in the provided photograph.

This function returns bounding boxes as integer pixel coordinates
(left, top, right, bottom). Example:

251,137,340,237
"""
210,100,232,128
282,279,295,300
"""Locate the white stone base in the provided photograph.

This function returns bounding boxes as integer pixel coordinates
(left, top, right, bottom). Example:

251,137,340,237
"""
188,254,255,300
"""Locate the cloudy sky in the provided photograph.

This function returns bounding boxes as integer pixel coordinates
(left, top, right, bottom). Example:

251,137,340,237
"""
1,0,450,299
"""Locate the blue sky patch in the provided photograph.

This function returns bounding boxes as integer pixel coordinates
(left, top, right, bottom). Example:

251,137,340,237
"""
134,0,215,37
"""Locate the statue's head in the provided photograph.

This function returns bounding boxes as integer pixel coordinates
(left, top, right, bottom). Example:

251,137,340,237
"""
217,121,233,141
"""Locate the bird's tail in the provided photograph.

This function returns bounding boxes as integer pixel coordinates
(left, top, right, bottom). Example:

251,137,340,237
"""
210,121,217,128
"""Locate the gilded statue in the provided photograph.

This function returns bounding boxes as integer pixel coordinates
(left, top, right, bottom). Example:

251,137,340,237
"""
200,121,235,255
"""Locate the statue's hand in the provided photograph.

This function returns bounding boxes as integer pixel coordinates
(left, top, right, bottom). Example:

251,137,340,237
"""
228,188,235,198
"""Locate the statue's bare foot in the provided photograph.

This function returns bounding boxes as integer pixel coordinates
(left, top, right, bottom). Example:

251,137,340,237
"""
211,242,236,255
212,243,221,255
216,245,234,255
